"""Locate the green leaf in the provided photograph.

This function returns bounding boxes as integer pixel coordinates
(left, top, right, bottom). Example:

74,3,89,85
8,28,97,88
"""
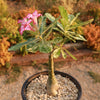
39,41,52,53
68,19,93,30
45,13,55,22
41,15,61,36
69,13,80,25
74,34,86,41
61,50,67,59
8,38,39,51
65,31,86,41
59,6,68,22
45,13,64,31
39,16,46,34
23,30,37,36
68,14,75,22
53,27,64,34
27,43,39,53
53,48,61,58
60,18,68,28
65,49,77,60
58,6,69,28
60,31,76,42
52,37,63,44
44,26,53,39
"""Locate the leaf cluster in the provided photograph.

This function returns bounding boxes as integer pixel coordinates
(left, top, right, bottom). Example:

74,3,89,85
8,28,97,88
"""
0,17,22,45
9,6,93,60
0,37,12,67
75,2,100,25
0,0,8,18
83,24,100,51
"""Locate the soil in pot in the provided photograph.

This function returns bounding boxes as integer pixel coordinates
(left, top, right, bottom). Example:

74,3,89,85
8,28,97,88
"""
22,71,82,100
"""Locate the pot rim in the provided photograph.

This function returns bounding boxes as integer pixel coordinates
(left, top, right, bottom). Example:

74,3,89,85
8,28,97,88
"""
21,70,82,100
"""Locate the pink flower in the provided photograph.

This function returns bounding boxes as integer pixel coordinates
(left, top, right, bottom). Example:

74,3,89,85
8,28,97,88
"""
18,11,42,35
27,10,42,25
18,18,33,35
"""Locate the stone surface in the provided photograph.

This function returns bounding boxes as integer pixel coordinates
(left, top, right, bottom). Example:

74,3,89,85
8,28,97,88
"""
0,57,100,100
26,75,78,100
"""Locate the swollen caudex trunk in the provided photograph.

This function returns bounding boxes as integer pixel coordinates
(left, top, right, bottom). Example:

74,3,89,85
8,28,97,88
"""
47,52,59,96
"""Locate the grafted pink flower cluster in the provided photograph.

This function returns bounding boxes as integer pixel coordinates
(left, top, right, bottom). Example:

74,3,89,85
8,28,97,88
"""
18,10,42,35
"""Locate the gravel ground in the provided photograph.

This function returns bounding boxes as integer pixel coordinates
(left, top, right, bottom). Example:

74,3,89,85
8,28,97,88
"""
26,75,78,100
0,57,100,100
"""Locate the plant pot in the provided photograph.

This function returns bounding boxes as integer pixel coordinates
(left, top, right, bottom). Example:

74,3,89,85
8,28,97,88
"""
21,71,82,100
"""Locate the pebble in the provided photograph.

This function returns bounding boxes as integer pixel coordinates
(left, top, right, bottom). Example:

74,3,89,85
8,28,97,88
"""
26,75,78,100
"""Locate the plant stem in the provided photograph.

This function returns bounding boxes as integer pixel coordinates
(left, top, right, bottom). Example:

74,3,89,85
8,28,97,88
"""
47,52,59,96
48,52,55,78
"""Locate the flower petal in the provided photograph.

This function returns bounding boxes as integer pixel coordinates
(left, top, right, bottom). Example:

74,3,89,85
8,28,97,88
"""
27,14,33,19
33,10,42,17
18,20,23,23
27,19,32,24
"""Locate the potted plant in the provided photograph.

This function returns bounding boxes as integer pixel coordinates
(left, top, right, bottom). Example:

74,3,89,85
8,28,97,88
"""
9,6,93,100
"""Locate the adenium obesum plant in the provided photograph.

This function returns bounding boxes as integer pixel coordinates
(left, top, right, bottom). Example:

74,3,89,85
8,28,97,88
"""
9,6,93,96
